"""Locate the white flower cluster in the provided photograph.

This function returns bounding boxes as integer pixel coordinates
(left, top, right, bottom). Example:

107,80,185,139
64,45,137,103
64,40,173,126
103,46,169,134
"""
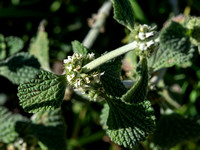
64,52,104,101
135,24,157,53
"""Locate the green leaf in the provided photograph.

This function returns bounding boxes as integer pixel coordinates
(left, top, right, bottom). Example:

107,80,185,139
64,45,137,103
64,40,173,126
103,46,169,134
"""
31,108,67,150
103,96,155,148
122,58,148,104
100,56,127,97
0,106,29,143
183,16,200,46
150,46,195,71
149,21,195,71
72,40,88,56
153,113,200,149
5,36,24,56
198,43,200,54
18,70,67,113
32,108,65,126
159,21,190,53
0,52,40,84
0,34,23,60
29,23,50,71
112,0,134,30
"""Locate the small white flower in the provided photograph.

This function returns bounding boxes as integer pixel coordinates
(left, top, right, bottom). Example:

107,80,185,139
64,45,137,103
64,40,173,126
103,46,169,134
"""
64,59,70,64
145,31,154,38
139,43,146,51
74,53,79,57
140,24,150,32
77,54,83,59
85,77,90,84
146,40,154,47
100,72,105,76
67,74,75,82
74,53,82,59
92,74,100,82
138,32,146,40
88,53,95,59
138,40,154,51
68,56,73,61
66,64,73,72
74,78,82,88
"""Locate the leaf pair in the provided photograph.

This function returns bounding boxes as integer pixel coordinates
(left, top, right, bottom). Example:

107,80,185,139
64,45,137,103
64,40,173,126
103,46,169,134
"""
101,58,155,148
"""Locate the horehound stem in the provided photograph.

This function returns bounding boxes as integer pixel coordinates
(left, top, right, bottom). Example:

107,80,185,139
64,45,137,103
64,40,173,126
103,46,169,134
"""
82,41,138,73
82,0,113,49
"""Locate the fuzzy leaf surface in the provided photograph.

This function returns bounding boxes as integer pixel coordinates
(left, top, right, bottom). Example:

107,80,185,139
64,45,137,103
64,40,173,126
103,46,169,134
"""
149,21,195,71
122,58,148,104
72,40,88,56
112,0,134,30
29,25,50,70
100,56,127,97
159,21,190,52
5,36,24,56
0,34,23,60
0,106,29,143
183,16,200,45
0,52,40,84
103,96,155,148
18,70,67,113
30,108,67,150
153,113,200,149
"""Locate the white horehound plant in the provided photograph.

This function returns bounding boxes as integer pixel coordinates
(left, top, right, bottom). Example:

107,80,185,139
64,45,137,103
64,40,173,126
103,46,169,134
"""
17,24,157,148
16,0,200,149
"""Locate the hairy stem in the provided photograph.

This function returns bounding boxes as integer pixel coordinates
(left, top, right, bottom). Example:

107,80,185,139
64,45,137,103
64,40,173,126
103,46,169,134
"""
82,0,112,49
82,41,138,73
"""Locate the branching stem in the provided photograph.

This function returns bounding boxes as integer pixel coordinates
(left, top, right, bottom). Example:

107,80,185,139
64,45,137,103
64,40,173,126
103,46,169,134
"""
82,41,137,73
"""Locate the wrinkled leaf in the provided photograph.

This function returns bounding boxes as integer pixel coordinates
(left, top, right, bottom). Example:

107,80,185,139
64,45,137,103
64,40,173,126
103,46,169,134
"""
101,96,155,148
18,70,67,113
5,36,24,56
30,108,67,150
183,16,200,45
0,106,29,143
0,34,23,60
160,21,190,53
149,21,195,71
72,40,88,56
29,23,50,70
0,52,40,84
122,58,148,104
112,0,134,30
100,56,127,97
